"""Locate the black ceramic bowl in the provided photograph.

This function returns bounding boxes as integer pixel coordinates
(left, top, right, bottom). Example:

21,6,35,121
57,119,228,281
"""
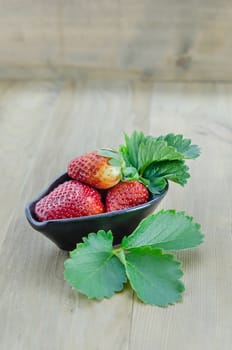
25,173,168,251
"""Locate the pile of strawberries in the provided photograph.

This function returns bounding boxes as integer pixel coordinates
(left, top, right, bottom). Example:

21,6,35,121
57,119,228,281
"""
35,151,149,221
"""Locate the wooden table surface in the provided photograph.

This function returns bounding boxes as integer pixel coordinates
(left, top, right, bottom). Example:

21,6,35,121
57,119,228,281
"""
0,80,231,350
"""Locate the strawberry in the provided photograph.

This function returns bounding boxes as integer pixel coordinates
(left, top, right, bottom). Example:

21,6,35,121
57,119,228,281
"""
106,180,149,212
35,180,104,221
68,150,121,189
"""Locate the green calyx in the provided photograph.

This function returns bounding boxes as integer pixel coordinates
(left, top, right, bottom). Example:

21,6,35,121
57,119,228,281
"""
97,148,140,182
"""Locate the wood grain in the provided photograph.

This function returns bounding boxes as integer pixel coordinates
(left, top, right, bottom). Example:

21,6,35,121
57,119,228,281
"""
1,0,232,80
0,80,231,350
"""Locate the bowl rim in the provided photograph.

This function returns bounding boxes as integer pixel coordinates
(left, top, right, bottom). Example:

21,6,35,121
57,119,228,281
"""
25,172,169,227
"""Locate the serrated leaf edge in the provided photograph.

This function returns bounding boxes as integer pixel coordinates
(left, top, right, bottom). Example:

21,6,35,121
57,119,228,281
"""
155,133,201,159
124,247,185,307
64,261,127,300
122,209,204,250
70,230,113,257
64,229,127,299
64,254,127,300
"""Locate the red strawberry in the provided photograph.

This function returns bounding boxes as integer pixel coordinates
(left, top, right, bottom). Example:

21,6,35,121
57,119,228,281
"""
68,150,121,189
35,180,104,221
106,181,149,212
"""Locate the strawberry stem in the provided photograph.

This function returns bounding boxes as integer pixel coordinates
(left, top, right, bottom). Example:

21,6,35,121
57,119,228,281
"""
113,247,126,266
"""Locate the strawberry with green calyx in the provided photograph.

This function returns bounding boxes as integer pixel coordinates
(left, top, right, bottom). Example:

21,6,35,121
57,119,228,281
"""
35,180,104,221
101,131,201,194
68,131,200,196
68,150,121,190
97,148,140,182
106,180,149,212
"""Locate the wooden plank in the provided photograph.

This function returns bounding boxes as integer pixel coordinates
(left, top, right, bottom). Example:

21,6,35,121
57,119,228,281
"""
0,0,60,66
0,80,232,350
0,81,63,245
1,1,232,80
0,79,141,350
129,82,232,350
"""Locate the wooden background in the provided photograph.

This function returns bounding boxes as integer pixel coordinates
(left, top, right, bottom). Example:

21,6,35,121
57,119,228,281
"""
0,0,232,348
0,80,231,349
1,0,232,80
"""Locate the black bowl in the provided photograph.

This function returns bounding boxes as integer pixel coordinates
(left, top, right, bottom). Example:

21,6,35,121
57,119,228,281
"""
25,173,168,251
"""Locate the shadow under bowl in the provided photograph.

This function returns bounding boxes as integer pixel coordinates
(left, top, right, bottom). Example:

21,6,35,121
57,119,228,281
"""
25,173,168,251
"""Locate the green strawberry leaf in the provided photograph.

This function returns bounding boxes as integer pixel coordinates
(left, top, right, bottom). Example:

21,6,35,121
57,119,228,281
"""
98,149,121,160
144,160,190,194
98,149,122,167
118,145,132,167
119,132,200,189
122,210,204,251
147,177,167,194
64,230,127,299
138,139,184,175
121,167,140,181
124,247,184,306
156,134,201,159
123,131,147,168
108,158,121,167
